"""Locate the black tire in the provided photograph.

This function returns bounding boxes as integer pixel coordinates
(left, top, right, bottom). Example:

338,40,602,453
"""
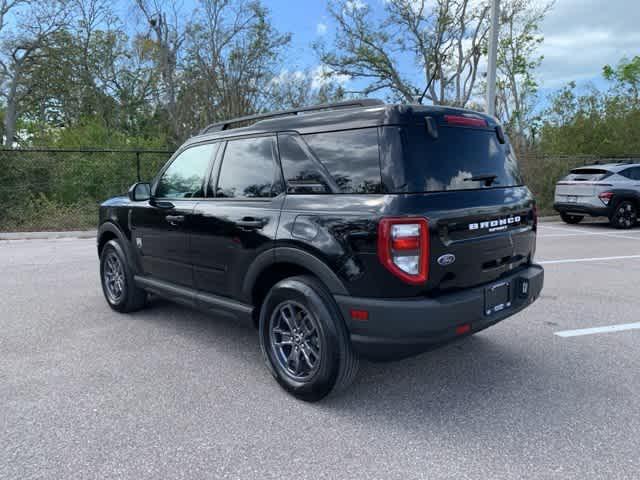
258,275,359,402
100,239,147,313
609,201,638,229
560,212,584,224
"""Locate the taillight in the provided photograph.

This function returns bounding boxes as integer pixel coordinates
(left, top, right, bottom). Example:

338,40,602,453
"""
532,204,538,229
378,217,429,285
599,191,614,205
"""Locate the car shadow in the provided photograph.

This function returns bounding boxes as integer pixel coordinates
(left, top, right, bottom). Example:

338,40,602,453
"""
130,297,565,424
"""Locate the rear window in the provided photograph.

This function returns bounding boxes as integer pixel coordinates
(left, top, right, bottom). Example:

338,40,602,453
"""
395,125,523,193
564,169,612,181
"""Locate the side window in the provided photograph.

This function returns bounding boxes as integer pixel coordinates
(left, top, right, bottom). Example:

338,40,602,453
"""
155,143,216,199
625,167,640,180
215,136,280,198
303,128,382,194
278,134,331,194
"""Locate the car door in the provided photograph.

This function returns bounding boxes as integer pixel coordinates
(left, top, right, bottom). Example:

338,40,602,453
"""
191,135,284,299
131,142,218,287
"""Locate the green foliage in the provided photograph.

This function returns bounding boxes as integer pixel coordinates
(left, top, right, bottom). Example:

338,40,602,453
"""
31,118,167,149
539,65,640,156
603,56,640,104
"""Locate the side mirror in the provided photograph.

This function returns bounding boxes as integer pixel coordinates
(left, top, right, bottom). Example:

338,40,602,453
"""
128,182,151,202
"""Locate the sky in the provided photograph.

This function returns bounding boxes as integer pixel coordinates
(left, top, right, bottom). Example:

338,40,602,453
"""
261,0,639,102
119,0,638,104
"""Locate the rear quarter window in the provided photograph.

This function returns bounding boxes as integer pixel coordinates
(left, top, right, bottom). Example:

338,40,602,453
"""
302,128,382,194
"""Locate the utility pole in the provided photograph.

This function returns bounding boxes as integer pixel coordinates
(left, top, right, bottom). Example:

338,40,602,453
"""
486,0,500,117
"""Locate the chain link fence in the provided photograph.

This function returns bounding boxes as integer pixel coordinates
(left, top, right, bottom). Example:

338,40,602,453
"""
0,148,173,232
1,148,638,232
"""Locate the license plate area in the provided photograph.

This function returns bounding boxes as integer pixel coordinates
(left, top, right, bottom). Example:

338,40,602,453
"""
567,195,578,203
485,281,511,316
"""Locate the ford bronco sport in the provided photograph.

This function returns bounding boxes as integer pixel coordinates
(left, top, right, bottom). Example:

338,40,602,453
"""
97,99,544,401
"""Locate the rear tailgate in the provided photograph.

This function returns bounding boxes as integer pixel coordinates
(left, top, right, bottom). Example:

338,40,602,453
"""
391,188,536,293
555,181,596,203
555,168,612,203
378,113,536,294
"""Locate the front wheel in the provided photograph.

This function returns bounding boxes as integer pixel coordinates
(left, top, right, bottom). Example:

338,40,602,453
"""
259,275,359,402
610,201,638,229
100,240,147,313
560,212,583,224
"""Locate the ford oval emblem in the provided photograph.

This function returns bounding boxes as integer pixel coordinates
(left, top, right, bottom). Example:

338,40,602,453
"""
437,253,456,266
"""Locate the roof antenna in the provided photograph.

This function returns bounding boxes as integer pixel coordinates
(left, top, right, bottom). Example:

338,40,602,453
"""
417,55,440,105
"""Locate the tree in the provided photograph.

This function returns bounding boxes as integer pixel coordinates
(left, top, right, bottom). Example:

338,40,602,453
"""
603,56,640,106
494,0,551,152
317,0,491,106
0,0,70,146
134,0,188,143
267,68,346,109
539,58,640,157
178,0,290,136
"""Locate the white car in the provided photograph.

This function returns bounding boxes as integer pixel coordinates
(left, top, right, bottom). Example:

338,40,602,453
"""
554,163,640,229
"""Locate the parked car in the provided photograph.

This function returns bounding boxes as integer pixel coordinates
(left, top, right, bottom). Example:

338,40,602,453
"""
97,99,544,401
554,163,640,228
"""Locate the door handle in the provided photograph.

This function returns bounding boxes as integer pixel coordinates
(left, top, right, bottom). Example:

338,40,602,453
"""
165,214,185,226
236,217,267,229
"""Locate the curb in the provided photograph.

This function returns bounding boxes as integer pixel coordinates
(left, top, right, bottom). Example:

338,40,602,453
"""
0,230,97,241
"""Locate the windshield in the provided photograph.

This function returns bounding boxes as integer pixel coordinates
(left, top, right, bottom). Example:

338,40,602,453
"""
395,124,523,193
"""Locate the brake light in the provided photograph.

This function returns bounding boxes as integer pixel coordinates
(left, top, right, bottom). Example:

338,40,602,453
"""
599,191,614,205
378,217,429,284
444,115,487,128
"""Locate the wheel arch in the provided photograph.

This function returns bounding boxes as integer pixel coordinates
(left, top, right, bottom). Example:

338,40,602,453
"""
610,191,640,210
97,222,140,274
243,247,349,326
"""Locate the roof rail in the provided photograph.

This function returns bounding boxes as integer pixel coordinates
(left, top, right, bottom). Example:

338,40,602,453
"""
199,98,384,134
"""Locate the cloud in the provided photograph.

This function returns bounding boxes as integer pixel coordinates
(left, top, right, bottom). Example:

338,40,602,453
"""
316,22,328,35
537,0,640,88
311,65,351,89
271,69,306,86
345,0,366,11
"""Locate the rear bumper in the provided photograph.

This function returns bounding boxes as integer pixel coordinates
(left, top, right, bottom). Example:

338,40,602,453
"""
334,264,544,360
553,202,610,217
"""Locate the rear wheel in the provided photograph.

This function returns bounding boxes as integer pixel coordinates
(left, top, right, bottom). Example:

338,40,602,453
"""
259,275,359,402
100,240,147,312
610,201,638,229
560,212,584,224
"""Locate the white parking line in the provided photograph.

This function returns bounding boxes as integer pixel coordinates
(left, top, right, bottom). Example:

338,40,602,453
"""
555,322,640,337
538,225,640,241
539,254,640,265
538,232,640,240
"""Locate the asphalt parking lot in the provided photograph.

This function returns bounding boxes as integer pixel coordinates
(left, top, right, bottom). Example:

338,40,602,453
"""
2,220,639,480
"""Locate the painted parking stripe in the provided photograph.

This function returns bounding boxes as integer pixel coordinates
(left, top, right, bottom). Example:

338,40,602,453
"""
538,232,640,240
555,322,640,337
539,254,640,265
538,225,640,239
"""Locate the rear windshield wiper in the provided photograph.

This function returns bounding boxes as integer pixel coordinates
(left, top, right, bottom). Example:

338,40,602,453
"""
464,174,499,186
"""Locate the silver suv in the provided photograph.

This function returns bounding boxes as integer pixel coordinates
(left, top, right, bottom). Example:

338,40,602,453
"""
554,163,640,229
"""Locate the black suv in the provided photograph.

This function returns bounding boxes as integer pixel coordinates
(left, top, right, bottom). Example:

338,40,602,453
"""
98,99,544,401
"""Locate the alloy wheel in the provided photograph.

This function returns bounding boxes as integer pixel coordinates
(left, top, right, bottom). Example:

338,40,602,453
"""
103,252,125,303
615,203,637,228
269,300,322,381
